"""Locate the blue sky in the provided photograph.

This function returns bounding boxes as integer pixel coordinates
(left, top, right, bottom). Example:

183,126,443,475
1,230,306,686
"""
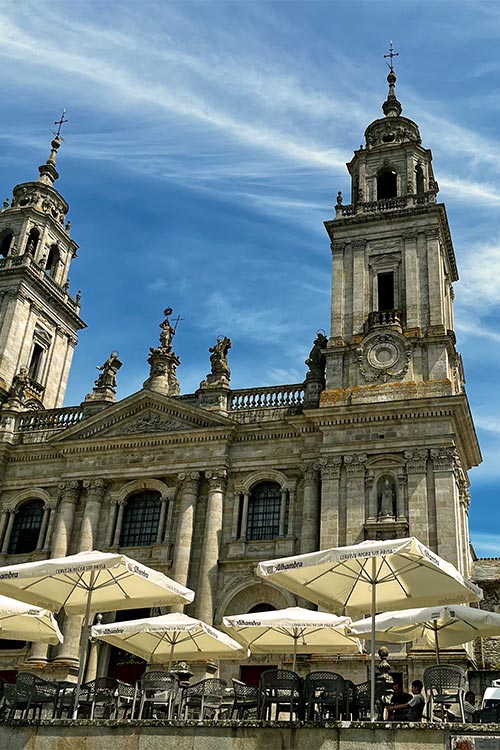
1,0,499,557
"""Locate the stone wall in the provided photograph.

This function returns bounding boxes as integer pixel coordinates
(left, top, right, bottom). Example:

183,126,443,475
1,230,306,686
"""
4,720,500,750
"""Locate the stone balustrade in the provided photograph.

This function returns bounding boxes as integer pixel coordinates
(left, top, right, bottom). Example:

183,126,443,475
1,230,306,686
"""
335,190,437,218
16,405,84,433
230,384,305,410
367,309,403,331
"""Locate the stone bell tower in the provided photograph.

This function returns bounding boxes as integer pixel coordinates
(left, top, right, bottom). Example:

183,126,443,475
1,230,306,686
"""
320,55,481,573
0,128,85,410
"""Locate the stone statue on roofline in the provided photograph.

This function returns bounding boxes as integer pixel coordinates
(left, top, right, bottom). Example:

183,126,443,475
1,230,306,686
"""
94,351,122,392
305,331,327,380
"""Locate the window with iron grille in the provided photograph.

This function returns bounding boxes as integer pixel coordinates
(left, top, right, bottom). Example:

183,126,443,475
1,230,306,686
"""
119,491,162,547
246,482,284,541
8,499,44,554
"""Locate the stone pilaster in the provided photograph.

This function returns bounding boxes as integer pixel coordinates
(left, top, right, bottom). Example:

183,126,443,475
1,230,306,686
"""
430,447,460,567
36,504,51,550
156,495,169,544
1,509,16,554
196,469,227,623
300,464,320,554
111,500,126,548
172,472,200,603
344,454,367,545
405,450,429,545
42,502,58,552
319,457,342,549
80,479,107,552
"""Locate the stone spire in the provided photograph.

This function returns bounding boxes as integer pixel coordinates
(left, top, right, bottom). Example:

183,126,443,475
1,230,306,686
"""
37,137,61,186
381,42,402,118
143,307,181,396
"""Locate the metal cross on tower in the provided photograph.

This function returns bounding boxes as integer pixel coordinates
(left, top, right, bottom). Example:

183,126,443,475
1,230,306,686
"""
53,109,68,139
384,42,399,71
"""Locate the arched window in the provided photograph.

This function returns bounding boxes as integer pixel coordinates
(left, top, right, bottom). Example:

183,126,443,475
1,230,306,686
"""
0,231,13,258
45,244,59,277
8,499,44,554
26,228,40,254
415,165,425,194
119,490,162,547
377,168,397,200
246,481,285,541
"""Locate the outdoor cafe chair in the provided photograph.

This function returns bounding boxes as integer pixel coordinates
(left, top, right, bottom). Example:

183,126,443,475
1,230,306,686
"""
181,677,227,720
423,664,466,722
230,678,259,719
6,672,59,719
136,671,179,719
258,668,303,721
353,680,371,720
77,677,134,719
304,671,345,721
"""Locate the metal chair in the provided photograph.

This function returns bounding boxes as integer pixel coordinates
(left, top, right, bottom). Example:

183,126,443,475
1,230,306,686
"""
77,677,134,719
7,672,59,719
304,671,345,721
258,668,303,721
136,671,179,719
423,664,466,722
353,680,371,720
230,678,259,719
181,678,228,720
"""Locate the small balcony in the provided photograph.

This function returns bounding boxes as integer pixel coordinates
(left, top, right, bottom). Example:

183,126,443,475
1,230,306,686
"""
366,309,403,333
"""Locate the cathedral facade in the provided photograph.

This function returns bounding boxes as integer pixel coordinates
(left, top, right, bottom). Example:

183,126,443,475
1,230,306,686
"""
0,66,485,684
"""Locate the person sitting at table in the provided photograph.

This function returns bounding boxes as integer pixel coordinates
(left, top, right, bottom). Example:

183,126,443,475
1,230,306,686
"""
389,682,412,720
388,679,425,721
446,690,477,722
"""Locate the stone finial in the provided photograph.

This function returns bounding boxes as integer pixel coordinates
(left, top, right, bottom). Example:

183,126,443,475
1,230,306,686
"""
38,138,61,186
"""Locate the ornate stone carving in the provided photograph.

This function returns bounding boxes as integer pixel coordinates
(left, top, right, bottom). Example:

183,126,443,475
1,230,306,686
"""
404,449,428,473
377,475,397,519
121,412,184,434
357,331,412,382
206,469,228,492
344,453,367,477
83,478,107,498
178,471,200,493
318,456,342,480
430,446,457,471
305,332,327,381
200,336,232,387
302,464,319,485
85,351,122,404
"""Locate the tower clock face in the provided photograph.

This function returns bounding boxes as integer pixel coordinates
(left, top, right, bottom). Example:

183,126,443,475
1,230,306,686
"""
357,331,412,382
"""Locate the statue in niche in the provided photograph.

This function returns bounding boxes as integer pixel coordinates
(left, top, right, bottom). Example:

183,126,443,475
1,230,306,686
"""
209,336,232,380
377,476,397,519
305,331,328,379
95,351,122,391
159,307,176,352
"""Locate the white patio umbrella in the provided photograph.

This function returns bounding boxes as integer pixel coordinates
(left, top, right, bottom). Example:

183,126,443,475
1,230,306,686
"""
91,612,246,668
349,604,500,663
223,606,362,671
0,550,195,716
256,537,482,719
0,593,63,644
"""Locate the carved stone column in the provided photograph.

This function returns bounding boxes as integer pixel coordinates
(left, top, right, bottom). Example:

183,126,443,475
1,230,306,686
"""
240,492,249,539
36,504,51,550
1,510,16,554
80,479,107,552
278,488,288,537
196,470,227,623
319,457,342,549
0,509,8,551
156,496,169,544
172,472,200,603
42,503,58,552
51,481,80,558
51,481,81,664
430,447,460,567
344,454,367,545
112,500,126,548
300,464,320,554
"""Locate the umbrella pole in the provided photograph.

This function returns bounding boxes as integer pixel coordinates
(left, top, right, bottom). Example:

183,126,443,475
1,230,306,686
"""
370,557,376,722
292,637,297,673
168,640,175,671
433,619,440,664
72,572,96,719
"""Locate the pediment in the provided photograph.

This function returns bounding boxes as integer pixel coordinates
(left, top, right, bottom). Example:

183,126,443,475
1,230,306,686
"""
53,390,236,442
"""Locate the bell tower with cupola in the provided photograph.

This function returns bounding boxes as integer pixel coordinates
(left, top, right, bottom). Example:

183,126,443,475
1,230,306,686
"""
324,60,461,401
319,53,481,574
0,128,85,410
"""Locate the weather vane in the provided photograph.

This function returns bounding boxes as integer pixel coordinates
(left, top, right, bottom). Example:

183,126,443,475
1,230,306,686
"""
384,42,399,71
53,109,68,140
